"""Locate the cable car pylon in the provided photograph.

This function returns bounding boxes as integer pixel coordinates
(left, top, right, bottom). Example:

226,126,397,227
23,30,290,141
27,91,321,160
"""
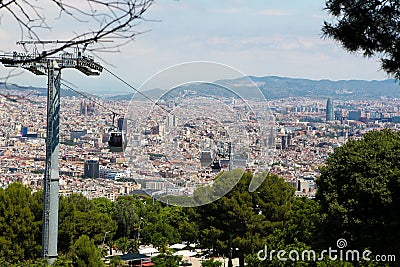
0,41,103,264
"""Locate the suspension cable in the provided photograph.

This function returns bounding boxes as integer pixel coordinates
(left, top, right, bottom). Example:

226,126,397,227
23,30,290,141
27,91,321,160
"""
102,66,170,113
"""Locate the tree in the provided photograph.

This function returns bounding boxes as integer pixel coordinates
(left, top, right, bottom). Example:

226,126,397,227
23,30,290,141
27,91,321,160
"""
114,196,190,249
140,206,183,250
115,237,137,254
30,190,44,253
92,197,115,215
109,255,122,267
248,232,311,267
70,235,104,267
58,194,116,253
322,0,400,79
0,0,154,62
106,239,117,256
246,229,383,267
0,258,49,267
112,196,142,240
177,207,199,245
151,252,182,267
0,183,42,263
195,172,295,267
282,197,320,247
316,129,400,257
53,255,73,267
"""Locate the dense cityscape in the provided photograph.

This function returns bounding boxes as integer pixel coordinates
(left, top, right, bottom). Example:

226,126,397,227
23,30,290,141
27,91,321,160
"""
2,90,400,200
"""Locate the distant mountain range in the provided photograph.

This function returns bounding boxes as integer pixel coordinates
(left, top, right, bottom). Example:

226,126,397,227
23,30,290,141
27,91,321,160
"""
216,76,400,100
109,76,400,101
2,76,400,100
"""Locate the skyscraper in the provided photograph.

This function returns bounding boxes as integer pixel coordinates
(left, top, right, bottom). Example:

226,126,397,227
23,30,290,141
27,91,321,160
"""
118,117,127,131
326,98,334,122
84,159,100,178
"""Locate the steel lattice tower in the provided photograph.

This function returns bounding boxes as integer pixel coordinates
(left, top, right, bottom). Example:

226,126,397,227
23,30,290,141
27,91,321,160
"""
0,42,103,264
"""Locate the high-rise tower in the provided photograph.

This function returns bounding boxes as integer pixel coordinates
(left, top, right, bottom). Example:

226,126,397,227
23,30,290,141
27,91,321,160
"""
326,98,334,121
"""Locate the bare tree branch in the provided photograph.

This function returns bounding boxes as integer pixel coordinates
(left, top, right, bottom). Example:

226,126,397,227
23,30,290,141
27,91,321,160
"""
0,0,154,64
0,67,23,81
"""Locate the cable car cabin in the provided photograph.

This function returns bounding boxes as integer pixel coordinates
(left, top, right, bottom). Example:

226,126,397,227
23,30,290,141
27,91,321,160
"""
211,160,221,173
108,130,127,152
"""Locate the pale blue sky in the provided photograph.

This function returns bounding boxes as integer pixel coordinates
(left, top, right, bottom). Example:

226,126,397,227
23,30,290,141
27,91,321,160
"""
0,0,389,94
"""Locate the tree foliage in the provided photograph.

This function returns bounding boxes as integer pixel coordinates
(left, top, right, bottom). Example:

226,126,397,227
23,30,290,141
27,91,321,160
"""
115,237,137,254
322,0,400,79
92,197,115,215
151,252,182,267
195,172,295,267
317,129,400,256
0,183,42,263
140,204,187,250
112,196,142,240
58,193,116,254
70,235,104,267
283,197,320,247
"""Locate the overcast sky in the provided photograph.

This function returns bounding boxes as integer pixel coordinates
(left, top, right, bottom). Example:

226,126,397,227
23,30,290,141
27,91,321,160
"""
0,0,389,94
